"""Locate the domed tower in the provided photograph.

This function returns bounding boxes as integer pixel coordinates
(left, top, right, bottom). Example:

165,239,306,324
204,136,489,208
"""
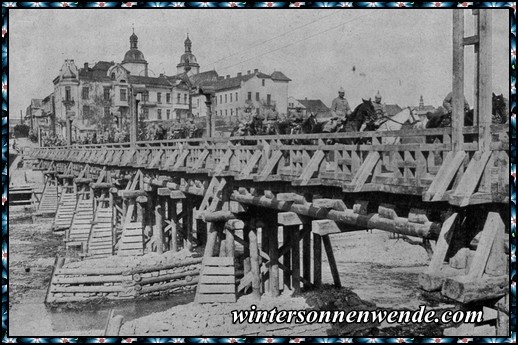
176,34,200,75
121,29,149,76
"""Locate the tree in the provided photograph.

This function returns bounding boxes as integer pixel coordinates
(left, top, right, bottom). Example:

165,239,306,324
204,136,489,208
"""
13,124,30,138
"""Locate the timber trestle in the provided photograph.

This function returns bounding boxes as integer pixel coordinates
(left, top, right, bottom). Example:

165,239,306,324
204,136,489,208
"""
29,123,509,308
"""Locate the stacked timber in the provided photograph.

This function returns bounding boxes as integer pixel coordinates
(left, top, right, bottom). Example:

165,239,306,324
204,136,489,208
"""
117,222,145,256
52,189,76,231
87,206,114,258
37,184,59,215
66,197,94,248
46,256,202,303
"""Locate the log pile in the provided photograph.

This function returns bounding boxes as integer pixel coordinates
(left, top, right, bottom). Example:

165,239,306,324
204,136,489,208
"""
46,257,202,303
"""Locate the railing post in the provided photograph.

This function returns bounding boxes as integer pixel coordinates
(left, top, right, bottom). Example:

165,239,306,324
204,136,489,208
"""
452,10,465,152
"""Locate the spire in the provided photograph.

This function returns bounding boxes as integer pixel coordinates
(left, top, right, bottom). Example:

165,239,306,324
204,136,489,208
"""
130,27,138,50
184,33,192,53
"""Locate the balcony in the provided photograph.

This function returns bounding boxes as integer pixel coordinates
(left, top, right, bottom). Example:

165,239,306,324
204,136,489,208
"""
62,98,75,107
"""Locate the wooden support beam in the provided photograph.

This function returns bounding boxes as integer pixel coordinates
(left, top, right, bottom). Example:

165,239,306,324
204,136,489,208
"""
291,224,301,293
154,196,164,254
157,187,171,196
478,10,492,151
442,275,508,304
202,210,236,223
452,10,465,151
313,233,322,288
312,220,343,236
249,227,261,300
118,190,147,199
450,151,492,207
233,192,442,240
344,151,380,192
268,221,280,297
293,150,325,185
423,151,466,201
282,225,291,290
322,235,341,288
302,222,311,289
312,199,347,211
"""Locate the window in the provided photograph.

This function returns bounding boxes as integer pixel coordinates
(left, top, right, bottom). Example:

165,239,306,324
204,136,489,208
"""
225,94,227,103
256,92,260,101
82,87,89,100
111,73,116,80
262,79,265,87
230,93,233,103
120,88,127,102
220,95,222,104
65,86,71,101
157,109,162,120
104,107,110,117
184,94,188,104
143,91,149,102
177,93,181,104
236,92,238,102
83,105,90,119
247,92,252,101
103,87,110,101
166,93,171,103
157,92,162,104
166,109,170,120
225,109,227,117
143,108,149,120
267,94,271,105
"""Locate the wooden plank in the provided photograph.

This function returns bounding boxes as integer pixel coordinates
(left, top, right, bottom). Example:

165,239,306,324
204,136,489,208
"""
293,150,325,185
450,151,492,207
203,256,234,266
427,213,459,273
200,275,235,285
255,151,283,181
312,219,342,236
468,212,504,279
278,212,304,226
346,151,380,192
442,275,507,304
478,10,492,151
238,150,262,178
202,266,235,276
198,284,235,294
249,228,261,300
430,151,467,202
452,10,465,151
196,294,236,303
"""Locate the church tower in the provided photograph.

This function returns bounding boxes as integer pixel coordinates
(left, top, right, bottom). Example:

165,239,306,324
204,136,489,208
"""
121,29,149,76
176,34,200,76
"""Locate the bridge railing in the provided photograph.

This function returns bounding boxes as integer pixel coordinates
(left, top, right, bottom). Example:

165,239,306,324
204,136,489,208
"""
27,124,508,197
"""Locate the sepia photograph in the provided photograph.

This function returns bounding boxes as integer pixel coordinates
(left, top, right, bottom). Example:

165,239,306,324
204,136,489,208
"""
6,4,512,340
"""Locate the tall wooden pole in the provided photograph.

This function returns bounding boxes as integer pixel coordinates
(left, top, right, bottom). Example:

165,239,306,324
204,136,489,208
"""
452,10,465,152
269,221,280,297
248,227,261,300
154,196,164,254
478,10,492,152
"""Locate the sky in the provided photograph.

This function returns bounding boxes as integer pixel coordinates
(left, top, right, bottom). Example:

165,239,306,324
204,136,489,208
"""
9,8,509,119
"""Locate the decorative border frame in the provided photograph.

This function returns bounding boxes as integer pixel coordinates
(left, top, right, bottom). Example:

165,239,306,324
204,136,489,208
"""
1,2,515,343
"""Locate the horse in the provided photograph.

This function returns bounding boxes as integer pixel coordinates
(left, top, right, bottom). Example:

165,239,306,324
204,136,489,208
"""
426,92,507,129
334,99,377,144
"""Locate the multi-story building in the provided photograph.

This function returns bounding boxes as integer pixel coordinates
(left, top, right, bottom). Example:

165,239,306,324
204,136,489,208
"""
211,69,291,121
52,31,194,141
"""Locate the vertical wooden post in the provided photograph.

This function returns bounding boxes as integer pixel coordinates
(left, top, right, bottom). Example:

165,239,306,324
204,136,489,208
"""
169,200,178,252
283,226,291,290
243,222,251,277
183,197,193,250
260,225,269,294
452,10,465,152
248,227,261,300
472,11,480,127
219,231,227,257
322,235,341,288
269,222,280,297
225,229,235,259
292,225,301,293
154,196,164,254
203,222,218,258
478,10,492,152
302,223,311,289
313,233,322,287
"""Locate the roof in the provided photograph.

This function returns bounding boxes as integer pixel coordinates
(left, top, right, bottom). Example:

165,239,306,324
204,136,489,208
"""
129,75,173,88
79,61,114,82
190,70,219,88
386,104,403,117
296,99,329,114
30,99,43,108
215,70,290,92
271,71,291,82
123,49,147,64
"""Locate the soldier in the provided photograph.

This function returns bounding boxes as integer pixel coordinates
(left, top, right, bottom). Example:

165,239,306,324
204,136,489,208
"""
442,91,470,115
373,91,387,118
330,87,352,120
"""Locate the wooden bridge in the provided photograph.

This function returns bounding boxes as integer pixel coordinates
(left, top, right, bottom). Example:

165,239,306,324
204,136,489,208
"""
19,9,509,335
